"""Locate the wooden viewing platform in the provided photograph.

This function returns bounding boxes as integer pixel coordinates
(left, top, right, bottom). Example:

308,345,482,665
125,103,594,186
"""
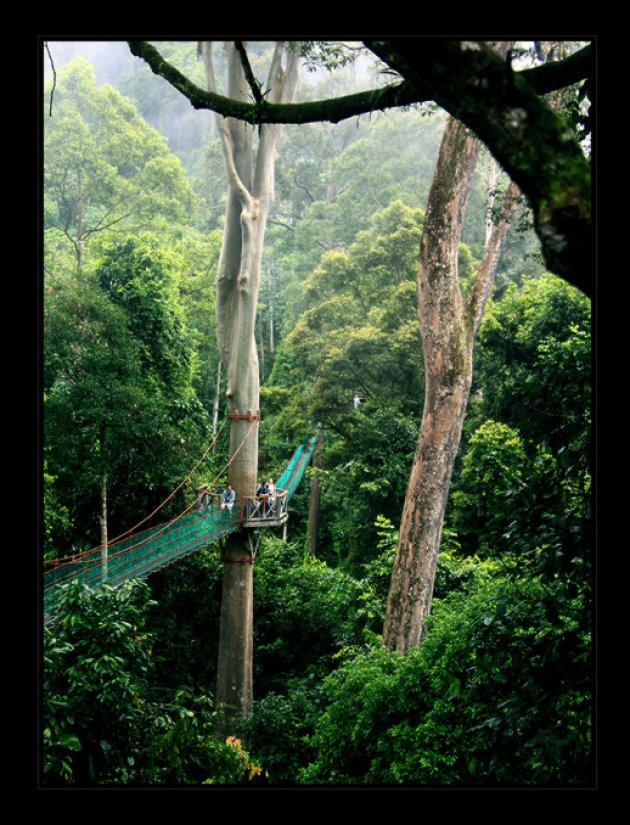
242,489,288,527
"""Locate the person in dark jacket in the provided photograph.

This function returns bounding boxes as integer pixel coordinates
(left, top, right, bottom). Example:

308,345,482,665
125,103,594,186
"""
257,480,270,512
221,484,235,510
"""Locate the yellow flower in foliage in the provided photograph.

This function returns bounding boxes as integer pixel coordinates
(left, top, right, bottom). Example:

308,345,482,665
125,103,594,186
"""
224,736,263,780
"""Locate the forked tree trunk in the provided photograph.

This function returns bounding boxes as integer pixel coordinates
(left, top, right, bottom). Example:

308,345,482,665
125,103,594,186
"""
382,115,519,653
200,41,300,733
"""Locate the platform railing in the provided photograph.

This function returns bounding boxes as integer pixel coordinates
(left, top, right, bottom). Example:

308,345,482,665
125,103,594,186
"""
242,489,288,527
194,485,289,528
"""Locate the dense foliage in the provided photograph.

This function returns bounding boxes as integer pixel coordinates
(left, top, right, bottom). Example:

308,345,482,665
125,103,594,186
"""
43,237,211,555
42,43,592,787
43,579,264,785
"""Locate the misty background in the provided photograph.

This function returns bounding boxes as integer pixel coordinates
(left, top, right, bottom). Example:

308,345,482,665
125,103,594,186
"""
42,40,387,165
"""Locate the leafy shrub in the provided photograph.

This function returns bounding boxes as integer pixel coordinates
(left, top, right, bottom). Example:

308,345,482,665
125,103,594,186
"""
252,537,359,695
43,579,156,784
42,579,264,786
243,690,321,784
299,559,592,786
451,420,527,557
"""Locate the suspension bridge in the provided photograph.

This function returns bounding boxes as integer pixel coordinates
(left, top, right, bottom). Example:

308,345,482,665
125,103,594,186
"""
44,420,320,625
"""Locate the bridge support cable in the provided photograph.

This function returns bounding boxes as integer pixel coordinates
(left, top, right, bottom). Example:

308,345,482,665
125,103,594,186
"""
44,422,321,624
44,416,230,571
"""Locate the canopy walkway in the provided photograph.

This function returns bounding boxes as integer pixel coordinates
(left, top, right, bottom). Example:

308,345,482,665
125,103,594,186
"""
44,422,320,625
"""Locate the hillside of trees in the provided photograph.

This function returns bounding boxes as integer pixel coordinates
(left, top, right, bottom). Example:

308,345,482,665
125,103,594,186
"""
41,40,593,788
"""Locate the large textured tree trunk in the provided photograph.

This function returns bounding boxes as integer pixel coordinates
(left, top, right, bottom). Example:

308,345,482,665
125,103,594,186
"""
200,41,299,733
382,115,519,653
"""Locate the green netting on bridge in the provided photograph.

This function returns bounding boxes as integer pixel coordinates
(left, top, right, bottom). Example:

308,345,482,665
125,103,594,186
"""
44,506,241,621
44,424,320,624
277,424,320,498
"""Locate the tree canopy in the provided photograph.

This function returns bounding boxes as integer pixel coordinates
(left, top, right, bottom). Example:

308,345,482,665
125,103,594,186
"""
44,56,194,269
127,39,592,296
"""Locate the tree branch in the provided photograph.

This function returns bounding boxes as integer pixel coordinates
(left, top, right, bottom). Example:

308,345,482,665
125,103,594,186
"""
128,40,430,125
234,41,263,104
268,217,296,232
127,39,593,296
519,44,592,93
128,40,591,125
44,41,57,117
468,179,521,336
365,39,592,297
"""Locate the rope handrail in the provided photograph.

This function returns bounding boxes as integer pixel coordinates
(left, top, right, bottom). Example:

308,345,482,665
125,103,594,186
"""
44,416,230,568
44,414,250,570
173,415,260,516
45,416,258,575
241,488,288,501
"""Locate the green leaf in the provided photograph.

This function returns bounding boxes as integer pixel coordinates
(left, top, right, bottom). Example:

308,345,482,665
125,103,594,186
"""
58,732,82,751
447,677,461,701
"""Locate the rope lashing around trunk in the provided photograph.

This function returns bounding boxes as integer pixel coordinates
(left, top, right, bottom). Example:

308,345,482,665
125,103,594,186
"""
221,556,256,563
227,410,262,420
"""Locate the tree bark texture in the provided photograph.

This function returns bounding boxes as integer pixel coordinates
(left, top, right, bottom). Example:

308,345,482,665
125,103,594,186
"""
200,42,300,733
382,116,519,653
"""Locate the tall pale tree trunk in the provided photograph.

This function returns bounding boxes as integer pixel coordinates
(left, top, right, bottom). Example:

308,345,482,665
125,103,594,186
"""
211,358,222,487
382,115,519,653
258,308,265,383
212,359,221,437
200,41,300,733
268,266,275,355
